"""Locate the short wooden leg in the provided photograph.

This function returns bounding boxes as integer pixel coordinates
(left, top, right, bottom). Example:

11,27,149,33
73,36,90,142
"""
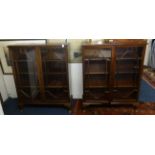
133,102,139,114
68,110,72,114
18,104,24,112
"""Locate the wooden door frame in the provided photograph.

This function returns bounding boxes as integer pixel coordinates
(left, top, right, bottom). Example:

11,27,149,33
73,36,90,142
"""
0,93,3,105
35,47,45,99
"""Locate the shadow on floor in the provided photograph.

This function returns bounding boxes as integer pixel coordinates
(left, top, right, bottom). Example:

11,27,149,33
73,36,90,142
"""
3,98,70,115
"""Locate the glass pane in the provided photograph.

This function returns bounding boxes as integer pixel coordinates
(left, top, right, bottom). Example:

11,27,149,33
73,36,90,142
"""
84,88,109,100
116,47,143,59
83,47,112,102
44,74,67,88
41,46,67,91
115,47,143,87
41,46,65,60
84,48,111,59
84,59,110,74
112,88,138,100
45,88,68,100
13,47,40,100
19,87,41,100
85,74,109,88
116,60,141,73
115,73,139,87
43,61,66,73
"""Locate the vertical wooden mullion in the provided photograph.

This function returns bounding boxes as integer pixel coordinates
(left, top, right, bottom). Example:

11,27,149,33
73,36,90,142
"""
65,45,70,100
110,46,116,102
17,48,23,86
137,45,146,101
82,46,85,101
35,47,45,99
9,47,24,108
9,48,18,89
82,46,88,102
87,60,90,88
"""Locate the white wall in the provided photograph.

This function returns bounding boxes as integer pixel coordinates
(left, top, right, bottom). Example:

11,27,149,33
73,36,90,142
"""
3,75,17,98
144,39,152,66
0,67,8,101
68,63,83,99
0,100,4,115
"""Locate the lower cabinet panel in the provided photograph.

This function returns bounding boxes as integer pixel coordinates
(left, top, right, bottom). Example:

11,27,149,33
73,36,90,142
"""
112,88,138,101
45,88,69,100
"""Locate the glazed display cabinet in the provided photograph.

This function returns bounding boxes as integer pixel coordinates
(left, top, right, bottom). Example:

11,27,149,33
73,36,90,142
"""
82,41,147,107
9,44,70,109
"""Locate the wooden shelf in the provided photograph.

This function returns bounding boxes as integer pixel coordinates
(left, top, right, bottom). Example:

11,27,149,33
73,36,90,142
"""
45,81,67,88
17,86,39,88
84,58,111,61
85,84,107,88
114,85,138,88
115,71,138,74
18,72,35,75
114,81,138,88
85,72,108,75
14,60,33,62
44,72,66,75
116,58,142,61
85,78,108,88
43,59,65,62
83,100,109,104
46,85,67,88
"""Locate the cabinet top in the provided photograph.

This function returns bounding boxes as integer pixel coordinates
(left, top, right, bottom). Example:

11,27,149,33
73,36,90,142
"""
8,44,68,48
82,41,147,48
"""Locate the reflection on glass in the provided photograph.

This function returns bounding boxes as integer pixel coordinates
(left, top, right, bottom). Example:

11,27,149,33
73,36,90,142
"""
13,48,39,99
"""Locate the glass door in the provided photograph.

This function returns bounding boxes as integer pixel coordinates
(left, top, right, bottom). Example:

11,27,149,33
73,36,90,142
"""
83,47,112,101
12,47,41,100
113,46,143,101
40,46,69,101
